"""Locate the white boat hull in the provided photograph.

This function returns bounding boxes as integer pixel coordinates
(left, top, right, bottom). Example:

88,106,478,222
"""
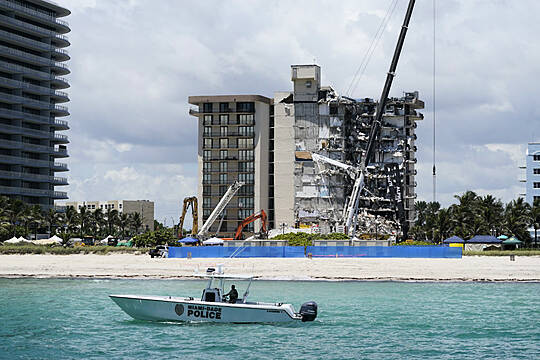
110,295,302,323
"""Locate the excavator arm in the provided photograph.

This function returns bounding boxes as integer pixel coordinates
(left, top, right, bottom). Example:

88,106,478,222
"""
178,197,198,238
234,210,268,240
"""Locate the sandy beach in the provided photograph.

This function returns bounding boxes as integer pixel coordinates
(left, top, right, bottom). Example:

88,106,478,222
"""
0,254,539,281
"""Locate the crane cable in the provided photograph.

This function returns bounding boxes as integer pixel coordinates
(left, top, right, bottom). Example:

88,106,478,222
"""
432,0,437,202
345,0,399,98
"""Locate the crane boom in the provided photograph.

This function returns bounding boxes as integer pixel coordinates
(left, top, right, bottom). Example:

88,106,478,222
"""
197,181,244,238
312,0,416,236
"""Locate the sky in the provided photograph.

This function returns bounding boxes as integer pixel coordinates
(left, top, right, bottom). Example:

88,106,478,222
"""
54,0,540,224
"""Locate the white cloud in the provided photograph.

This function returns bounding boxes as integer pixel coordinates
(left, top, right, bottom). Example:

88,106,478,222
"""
52,0,540,222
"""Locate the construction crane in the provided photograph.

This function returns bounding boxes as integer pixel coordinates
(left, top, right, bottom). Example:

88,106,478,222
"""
312,153,364,235
178,197,198,239
234,210,268,240
312,0,416,237
197,181,244,240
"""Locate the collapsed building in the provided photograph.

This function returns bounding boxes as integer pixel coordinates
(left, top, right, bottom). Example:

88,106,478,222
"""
273,65,423,238
190,64,423,239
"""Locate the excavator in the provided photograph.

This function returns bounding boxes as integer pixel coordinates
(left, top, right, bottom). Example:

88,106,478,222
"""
178,197,198,239
234,210,268,240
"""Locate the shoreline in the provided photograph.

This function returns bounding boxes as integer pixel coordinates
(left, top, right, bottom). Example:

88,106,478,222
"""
1,254,539,282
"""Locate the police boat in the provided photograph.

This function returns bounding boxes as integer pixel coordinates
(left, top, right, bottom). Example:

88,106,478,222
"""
109,267,317,323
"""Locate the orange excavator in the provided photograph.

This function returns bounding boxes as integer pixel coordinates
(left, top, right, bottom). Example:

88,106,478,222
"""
234,210,268,240
178,197,198,239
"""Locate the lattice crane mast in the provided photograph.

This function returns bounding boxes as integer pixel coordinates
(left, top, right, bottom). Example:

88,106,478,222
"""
197,181,244,239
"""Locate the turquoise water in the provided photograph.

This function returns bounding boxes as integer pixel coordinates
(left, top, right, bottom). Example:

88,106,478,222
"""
0,279,538,359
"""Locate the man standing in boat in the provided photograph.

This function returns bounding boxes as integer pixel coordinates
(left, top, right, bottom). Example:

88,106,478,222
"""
224,285,238,303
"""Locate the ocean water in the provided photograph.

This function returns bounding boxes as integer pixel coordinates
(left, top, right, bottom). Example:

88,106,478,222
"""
0,279,538,359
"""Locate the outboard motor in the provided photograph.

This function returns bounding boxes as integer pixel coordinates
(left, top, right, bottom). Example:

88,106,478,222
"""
299,301,317,322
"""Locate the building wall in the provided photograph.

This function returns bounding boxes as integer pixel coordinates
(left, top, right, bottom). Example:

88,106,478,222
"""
0,0,70,209
189,95,271,238
526,143,540,205
63,200,155,232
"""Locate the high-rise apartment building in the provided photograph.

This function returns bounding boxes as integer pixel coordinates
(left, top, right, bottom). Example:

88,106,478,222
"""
189,95,271,237
189,65,423,238
0,0,70,209
525,142,540,205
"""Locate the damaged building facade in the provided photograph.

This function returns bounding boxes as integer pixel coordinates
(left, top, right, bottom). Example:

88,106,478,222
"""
190,64,423,238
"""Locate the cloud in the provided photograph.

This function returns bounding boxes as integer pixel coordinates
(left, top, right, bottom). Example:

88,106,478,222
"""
54,0,540,222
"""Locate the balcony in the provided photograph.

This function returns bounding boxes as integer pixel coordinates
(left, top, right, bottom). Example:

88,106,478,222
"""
203,168,254,173
0,28,52,52
202,179,254,185
0,139,68,156
53,133,69,143
0,13,55,38
0,93,69,114
0,169,67,185
52,162,68,171
0,45,70,74
0,0,70,33
0,154,55,167
0,77,69,101
203,132,255,138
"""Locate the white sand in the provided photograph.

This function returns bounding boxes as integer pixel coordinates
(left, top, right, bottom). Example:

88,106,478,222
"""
1,254,539,281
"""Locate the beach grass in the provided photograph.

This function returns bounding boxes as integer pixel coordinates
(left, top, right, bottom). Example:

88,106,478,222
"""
0,245,149,255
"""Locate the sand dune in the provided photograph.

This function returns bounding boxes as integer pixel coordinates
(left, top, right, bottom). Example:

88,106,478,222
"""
1,254,539,281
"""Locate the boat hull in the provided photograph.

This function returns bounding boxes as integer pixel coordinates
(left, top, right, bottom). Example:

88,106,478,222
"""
110,295,301,323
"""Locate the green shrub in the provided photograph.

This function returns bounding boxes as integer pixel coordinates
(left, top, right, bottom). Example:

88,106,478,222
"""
0,244,149,255
271,232,349,246
132,228,177,248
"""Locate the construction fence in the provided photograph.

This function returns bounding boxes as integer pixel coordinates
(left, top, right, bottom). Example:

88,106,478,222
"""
168,246,462,259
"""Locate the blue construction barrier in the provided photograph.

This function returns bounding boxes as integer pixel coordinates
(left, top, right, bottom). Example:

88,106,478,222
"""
168,245,461,259
305,246,462,258
168,246,305,258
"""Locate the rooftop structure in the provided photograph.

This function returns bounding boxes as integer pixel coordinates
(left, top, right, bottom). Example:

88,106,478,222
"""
0,0,71,209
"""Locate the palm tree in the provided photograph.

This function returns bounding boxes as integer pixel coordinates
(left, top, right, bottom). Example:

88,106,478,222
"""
78,206,91,237
105,208,119,236
130,212,143,235
479,195,504,236
118,212,130,239
504,198,532,245
44,208,60,236
28,205,43,239
91,208,105,238
64,206,79,234
530,199,540,246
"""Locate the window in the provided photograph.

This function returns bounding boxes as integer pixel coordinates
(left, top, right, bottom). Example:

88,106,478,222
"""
237,102,254,112
219,173,228,184
219,185,227,196
239,126,253,136
220,138,228,148
534,155,540,161
239,162,254,172
203,209,211,218
238,173,254,183
238,197,254,208
219,162,227,172
534,182,540,188
220,114,229,125
238,209,252,219
238,138,254,149
238,114,254,125
238,185,254,195
203,138,212,149
203,197,212,208
203,173,211,183
204,126,212,137
534,169,540,174
203,162,212,171
220,150,228,160
305,80,312,88
203,150,211,160
220,126,228,136
203,115,212,125
219,102,230,112
203,103,213,113
535,196,540,203
203,185,211,195
239,150,254,160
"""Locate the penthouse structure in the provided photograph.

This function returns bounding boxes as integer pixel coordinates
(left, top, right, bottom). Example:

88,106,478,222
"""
0,0,70,209
189,65,423,238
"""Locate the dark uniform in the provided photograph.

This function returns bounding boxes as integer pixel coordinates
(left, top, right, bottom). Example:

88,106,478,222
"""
224,285,238,303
